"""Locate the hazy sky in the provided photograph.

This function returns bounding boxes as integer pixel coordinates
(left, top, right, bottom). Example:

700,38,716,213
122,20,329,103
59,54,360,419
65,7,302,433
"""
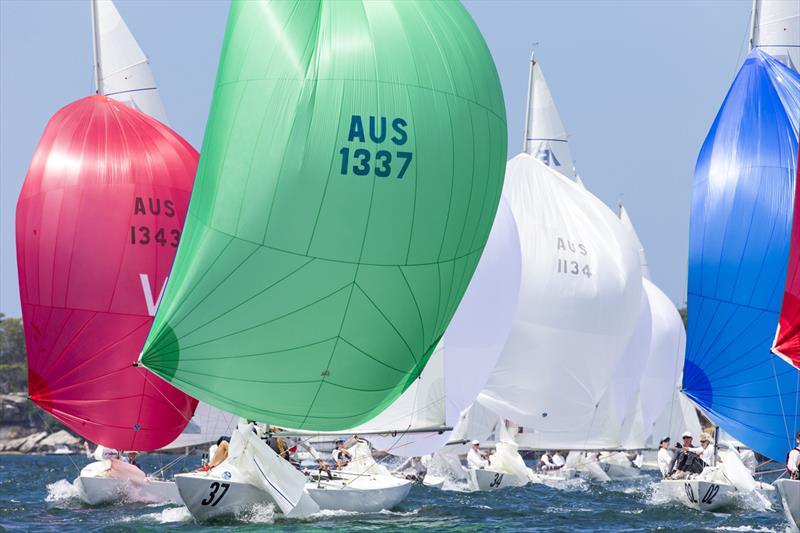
0,0,753,317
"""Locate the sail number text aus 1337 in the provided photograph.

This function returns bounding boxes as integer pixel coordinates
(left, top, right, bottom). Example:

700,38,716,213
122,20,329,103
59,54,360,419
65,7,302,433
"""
339,115,413,180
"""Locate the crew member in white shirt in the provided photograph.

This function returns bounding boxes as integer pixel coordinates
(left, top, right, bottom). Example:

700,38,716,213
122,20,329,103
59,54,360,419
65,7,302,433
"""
540,451,554,470
467,440,490,469
552,451,566,468
688,433,715,467
788,431,800,480
656,437,674,478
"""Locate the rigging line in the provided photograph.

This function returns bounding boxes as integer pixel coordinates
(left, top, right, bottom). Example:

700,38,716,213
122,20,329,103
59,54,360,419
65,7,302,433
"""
30,407,83,476
134,366,194,426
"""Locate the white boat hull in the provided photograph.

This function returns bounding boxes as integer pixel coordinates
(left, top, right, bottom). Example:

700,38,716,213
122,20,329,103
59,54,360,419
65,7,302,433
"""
600,462,641,479
467,467,529,491
73,461,179,505
176,471,271,521
306,471,412,512
178,465,412,521
422,475,445,489
660,479,735,512
775,479,800,532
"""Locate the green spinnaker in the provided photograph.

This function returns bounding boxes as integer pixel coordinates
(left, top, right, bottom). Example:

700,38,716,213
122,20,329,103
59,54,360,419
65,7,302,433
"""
141,0,507,430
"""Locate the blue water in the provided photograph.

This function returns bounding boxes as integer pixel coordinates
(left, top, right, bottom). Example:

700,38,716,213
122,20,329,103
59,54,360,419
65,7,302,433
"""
0,454,790,532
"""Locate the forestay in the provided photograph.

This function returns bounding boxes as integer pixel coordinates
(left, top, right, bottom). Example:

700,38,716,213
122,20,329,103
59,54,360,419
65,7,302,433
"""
141,0,507,431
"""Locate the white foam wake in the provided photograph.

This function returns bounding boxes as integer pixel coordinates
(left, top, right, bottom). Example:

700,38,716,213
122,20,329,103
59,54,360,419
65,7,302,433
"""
45,479,79,503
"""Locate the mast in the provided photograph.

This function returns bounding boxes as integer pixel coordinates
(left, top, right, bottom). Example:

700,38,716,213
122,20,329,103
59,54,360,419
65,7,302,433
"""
712,425,719,467
523,51,536,154
90,0,102,93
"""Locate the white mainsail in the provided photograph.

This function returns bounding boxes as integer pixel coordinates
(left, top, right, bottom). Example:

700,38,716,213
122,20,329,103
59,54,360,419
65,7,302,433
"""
641,278,702,447
161,402,238,450
478,154,642,450
353,198,522,457
523,52,576,179
91,0,168,123
750,0,800,71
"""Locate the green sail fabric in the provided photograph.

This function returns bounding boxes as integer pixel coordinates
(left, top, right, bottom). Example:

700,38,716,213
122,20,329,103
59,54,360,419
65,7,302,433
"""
141,0,507,430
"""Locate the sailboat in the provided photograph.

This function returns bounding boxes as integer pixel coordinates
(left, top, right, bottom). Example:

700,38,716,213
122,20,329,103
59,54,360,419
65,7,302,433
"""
448,53,642,490
138,0,507,520
15,0,202,506
661,0,800,513
478,54,642,447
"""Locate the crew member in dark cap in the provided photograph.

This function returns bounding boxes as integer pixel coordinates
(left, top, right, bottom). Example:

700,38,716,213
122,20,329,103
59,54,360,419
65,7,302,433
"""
657,437,674,478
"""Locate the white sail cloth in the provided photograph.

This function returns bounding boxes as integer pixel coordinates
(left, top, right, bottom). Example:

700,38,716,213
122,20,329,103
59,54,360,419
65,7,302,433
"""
357,198,521,456
523,53,575,179
92,0,168,123
619,205,651,280
751,0,800,70
161,402,237,450
479,154,642,448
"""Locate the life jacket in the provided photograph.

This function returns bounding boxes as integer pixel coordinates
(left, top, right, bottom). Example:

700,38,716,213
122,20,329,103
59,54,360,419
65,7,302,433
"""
787,446,800,479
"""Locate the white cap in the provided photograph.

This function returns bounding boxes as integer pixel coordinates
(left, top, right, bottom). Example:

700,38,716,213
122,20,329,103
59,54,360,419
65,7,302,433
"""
681,431,692,438
471,440,480,446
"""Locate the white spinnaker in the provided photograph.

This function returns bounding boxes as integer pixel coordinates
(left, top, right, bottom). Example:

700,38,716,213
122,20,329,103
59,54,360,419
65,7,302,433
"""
91,0,168,124
480,154,642,447
619,204,651,280
161,402,238,450
523,53,576,179
637,285,702,447
359,198,522,456
608,284,652,448
750,0,800,71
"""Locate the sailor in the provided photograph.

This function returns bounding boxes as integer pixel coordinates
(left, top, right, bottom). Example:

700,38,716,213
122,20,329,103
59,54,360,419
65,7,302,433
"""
670,431,707,478
688,433,715,467
331,439,352,469
197,435,230,472
540,451,555,470
656,437,674,478
394,456,427,482
122,451,143,471
467,440,490,469
787,431,800,480
552,451,566,468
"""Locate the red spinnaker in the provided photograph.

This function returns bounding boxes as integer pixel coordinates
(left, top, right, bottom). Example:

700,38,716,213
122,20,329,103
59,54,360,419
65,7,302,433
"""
16,95,199,450
774,146,800,370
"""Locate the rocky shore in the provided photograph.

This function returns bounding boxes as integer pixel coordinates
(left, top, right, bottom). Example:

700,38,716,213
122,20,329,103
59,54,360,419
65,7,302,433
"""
0,392,81,453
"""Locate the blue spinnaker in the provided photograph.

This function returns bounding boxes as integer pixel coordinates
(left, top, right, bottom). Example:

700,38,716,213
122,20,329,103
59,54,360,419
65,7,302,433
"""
685,49,800,462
